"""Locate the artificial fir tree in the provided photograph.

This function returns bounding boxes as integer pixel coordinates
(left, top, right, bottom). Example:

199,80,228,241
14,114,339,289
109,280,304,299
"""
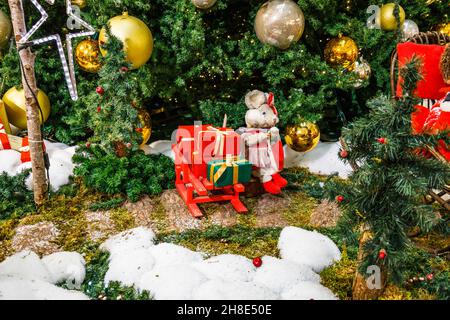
333,57,449,299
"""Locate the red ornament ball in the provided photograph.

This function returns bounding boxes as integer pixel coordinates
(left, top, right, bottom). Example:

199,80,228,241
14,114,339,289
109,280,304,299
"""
85,142,91,148
378,249,387,260
120,66,129,73
340,150,348,158
96,86,104,95
253,257,263,268
135,128,143,133
376,137,387,144
126,142,132,149
426,273,434,281
97,106,101,113
336,195,344,203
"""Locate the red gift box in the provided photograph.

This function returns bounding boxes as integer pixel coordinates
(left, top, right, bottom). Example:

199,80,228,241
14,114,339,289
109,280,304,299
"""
175,124,241,178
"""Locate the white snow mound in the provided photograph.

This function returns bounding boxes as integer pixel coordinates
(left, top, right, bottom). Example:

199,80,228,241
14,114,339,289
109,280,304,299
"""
100,227,155,257
149,243,204,267
193,279,279,300
41,252,86,287
281,281,338,300
278,227,341,273
191,254,256,282
0,250,53,283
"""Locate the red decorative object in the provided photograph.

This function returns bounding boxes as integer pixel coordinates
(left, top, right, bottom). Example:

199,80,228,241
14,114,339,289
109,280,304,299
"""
253,257,263,268
126,142,132,149
96,86,104,95
120,66,129,73
173,124,247,218
336,195,344,203
396,42,447,100
97,106,102,113
376,137,387,144
378,249,387,260
135,128,143,133
340,149,348,158
1,119,42,163
86,142,91,148
426,273,434,281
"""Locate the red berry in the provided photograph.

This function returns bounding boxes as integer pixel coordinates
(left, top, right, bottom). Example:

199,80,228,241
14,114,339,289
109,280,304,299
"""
96,86,104,95
340,150,348,158
135,128,143,133
376,137,386,144
426,273,434,281
378,249,387,260
126,142,132,149
97,106,101,113
120,66,129,73
85,142,91,148
336,195,344,203
253,257,262,268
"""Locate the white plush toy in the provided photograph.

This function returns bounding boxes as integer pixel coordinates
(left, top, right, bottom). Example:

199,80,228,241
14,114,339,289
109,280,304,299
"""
237,90,287,194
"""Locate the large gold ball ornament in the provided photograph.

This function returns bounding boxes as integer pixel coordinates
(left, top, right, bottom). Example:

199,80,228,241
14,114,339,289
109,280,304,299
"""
352,58,371,88
285,122,320,153
71,0,87,9
436,23,450,37
138,109,152,147
324,35,359,70
99,12,153,69
2,87,51,130
0,9,12,49
191,0,217,9
379,3,405,31
75,38,102,73
255,0,305,50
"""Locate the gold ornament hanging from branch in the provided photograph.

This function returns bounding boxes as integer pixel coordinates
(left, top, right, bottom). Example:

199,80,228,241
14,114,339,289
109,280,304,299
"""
137,109,152,147
435,23,450,37
2,87,51,130
379,3,405,31
71,0,87,9
0,9,12,49
191,0,217,9
324,35,359,71
254,0,305,50
99,12,153,70
75,38,102,73
285,122,320,153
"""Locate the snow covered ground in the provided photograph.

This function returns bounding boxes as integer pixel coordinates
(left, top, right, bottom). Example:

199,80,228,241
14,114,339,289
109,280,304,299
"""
0,226,341,300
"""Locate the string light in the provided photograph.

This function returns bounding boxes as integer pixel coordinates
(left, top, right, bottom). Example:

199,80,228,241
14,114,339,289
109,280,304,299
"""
19,0,95,101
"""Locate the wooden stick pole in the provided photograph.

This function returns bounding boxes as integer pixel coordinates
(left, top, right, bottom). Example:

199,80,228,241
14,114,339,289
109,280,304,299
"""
8,0,48,205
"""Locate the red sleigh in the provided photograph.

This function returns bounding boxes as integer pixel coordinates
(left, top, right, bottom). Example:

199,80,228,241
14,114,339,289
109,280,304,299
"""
172,123,248,218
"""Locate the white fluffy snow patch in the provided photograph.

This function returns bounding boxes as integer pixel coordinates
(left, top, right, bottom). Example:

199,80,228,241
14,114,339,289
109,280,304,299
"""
193,279,279,300
41,252,86,287
138,265,207,300
0,250,89,300
278,227,341,273
141,140,174,160
0,140,76,191
100,227,155,257
281,281,338,300
149,243,204,267
104,249,155,287
191,254,256,282
253,256,320,293
284,142,353,179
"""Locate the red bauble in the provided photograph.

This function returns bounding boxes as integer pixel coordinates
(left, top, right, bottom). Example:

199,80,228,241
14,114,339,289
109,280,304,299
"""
120,66,129,73
96,86,104,95
336,195,344,203
340,150,348,158
426,273,434,281
253,257,263,268
135,128,143,133
378,249,387,260
97,106,101,113
85,142,91,148
376,137,387,144
126,142,132,149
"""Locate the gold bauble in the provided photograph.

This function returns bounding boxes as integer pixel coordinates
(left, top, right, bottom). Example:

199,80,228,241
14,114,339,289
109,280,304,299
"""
352,58,371,88
71,0,87,9
285,122,320,153
99,12,153,70
138,109,152,147
0,9,12,49
436,23,450,37
2,87,51,130
75,38,102,73
324,35,358,70
191,0,217,9
379,3,405,31
0,99,12,134
255,0,305,50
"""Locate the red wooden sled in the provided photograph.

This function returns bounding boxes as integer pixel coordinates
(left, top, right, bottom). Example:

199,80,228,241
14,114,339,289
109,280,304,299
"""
172,124,248,218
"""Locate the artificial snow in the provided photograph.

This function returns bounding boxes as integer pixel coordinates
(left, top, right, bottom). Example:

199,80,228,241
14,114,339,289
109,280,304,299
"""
191,254,256,282
284,142,353,179
281,281,338,300
100,227,156,257
193,279,279,300
149,243,204,267
141,140,174,160
0,250,89,300
0,140,76,191
278,227,341,273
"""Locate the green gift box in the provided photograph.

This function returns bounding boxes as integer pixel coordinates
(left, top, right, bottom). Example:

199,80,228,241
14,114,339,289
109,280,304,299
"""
207,156,252,187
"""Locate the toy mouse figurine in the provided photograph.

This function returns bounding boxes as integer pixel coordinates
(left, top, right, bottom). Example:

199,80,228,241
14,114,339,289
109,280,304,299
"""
237,90,287,194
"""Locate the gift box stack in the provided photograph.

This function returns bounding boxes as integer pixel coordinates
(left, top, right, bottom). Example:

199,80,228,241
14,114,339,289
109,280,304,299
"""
175,124,252,187
0,108,32,163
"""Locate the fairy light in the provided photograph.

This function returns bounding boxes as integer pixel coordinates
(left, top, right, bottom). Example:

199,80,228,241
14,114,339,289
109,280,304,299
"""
19,0,95,101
